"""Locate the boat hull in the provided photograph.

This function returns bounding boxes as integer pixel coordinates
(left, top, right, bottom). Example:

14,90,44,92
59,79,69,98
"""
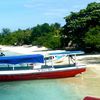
0,68,86,81
84,96,100,100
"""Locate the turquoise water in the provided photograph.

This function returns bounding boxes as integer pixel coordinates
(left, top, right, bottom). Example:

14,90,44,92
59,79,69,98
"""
0,51,85,100
0,79,83,100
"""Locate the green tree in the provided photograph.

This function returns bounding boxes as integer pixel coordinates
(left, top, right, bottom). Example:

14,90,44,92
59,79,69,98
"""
31,23,61,49
84,25,100,51
31,23,51,39
1,28,11,35
63,2,100,51
0,28,32,45
0,23,61,49
11,29,31,45
35,32,61,49
0,28,11,45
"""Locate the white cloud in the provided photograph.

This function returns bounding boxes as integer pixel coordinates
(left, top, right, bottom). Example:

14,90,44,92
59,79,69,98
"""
44,8,69,17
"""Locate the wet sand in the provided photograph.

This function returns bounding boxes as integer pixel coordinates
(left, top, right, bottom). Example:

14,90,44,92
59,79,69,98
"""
57,56,100,99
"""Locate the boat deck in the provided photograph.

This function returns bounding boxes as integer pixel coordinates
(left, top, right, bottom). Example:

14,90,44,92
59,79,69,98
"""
0,64,76,71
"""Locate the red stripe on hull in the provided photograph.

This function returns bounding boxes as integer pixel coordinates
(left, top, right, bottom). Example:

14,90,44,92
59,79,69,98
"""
84,96,100,100
0,68,86,81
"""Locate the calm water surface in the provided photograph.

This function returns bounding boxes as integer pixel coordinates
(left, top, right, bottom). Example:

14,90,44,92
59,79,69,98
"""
0,79,84,100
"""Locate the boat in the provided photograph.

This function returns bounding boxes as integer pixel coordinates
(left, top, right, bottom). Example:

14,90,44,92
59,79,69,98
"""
83,96,100,100
0,51,86,81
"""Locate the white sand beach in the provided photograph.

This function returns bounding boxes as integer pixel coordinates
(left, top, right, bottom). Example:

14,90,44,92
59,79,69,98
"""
0,45,66,56
0,45,100,69
0,45,48,54
0,45,100,66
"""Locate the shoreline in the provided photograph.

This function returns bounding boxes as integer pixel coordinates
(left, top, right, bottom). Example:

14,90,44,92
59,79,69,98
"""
0,45,100,68
0,45,66,56
0,45,100,56
0,45,48,54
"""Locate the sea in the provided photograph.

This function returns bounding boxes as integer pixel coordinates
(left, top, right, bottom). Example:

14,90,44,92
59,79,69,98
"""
0,50,100,100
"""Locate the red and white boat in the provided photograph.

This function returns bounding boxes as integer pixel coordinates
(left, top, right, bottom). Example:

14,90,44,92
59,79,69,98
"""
0,51,86,81
83,96,100,100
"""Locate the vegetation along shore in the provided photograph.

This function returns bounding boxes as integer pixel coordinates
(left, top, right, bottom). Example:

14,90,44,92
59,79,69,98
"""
0,2,100,53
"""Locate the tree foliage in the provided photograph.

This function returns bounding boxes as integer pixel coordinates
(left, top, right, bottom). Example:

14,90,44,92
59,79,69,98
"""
0,28,32,45
63,2,100,51
31,23,61,49
84,25,100,51
0,23,61,49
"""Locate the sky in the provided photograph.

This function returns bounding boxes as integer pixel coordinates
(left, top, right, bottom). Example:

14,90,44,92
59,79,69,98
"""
0,0,99,31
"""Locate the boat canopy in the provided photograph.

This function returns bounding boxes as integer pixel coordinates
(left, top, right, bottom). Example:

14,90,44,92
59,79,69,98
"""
0,54,44,64
49,51,84,56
